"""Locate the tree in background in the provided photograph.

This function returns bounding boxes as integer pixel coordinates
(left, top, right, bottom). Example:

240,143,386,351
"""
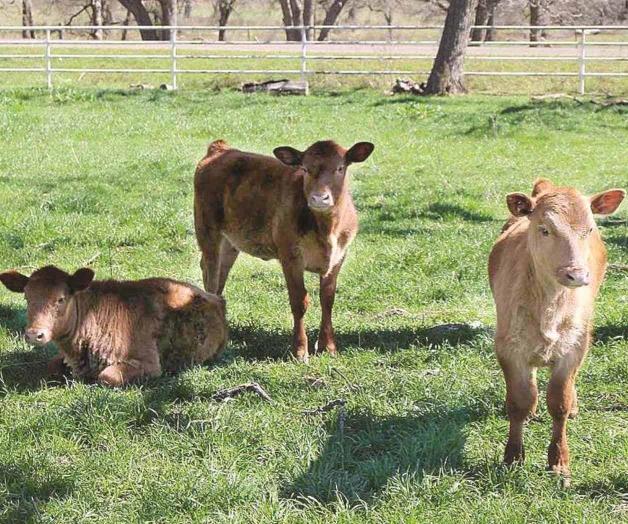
213,0,237,41
116,0,175,40
528,0,550,46
470,0,500,42
22,0,36,38
277,0,312,40
423,0,478,94
276,0,352,41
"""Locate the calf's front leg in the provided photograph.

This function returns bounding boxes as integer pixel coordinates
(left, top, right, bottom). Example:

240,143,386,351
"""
546,368,576,479
499,356,538,465
280,255,309,362
98,355,161,387
317,260,343,356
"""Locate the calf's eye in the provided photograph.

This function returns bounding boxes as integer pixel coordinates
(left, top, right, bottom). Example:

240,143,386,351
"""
57,297,65,304
539,226,550,237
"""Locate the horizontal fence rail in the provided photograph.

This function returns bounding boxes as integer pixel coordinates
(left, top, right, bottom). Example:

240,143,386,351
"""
0,24,626,94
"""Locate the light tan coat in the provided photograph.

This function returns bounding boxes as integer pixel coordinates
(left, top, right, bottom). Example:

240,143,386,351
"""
488,179,625,480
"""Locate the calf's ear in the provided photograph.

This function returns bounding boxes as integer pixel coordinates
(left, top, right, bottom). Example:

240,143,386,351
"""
590,189,625,215
506,193,535,217
532,178,554,197
0,271,29,293
273,147,303,166
346,142,374,164
69,268,95,293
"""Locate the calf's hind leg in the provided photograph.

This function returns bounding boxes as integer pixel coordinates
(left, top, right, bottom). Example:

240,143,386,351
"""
194,206,222,294
217,238,239,294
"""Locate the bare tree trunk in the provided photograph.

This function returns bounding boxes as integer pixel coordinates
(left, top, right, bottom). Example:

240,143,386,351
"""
529,0,550,46
216,0,237,41
183,0,192,18
278,0,300,41
22,0,35,39
117,0,160,40
91,0,104,40
158,0,175,40
485,7,495,41
424,0,478,95
303,0,313,40
121,8,132,40
470,0,488,42
317,0,350,42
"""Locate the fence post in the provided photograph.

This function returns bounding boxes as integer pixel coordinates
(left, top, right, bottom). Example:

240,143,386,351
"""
300,25,309,95
577,29,586,95
44,28,52,89
170,24,177,90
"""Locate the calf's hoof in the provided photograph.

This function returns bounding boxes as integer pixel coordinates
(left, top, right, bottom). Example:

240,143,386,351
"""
549,464,572,488
294,347,309,363
314,339,337,356
504,442,525,465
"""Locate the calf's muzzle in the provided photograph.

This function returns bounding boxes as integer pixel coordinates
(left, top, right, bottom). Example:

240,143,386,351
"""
557,266,590,288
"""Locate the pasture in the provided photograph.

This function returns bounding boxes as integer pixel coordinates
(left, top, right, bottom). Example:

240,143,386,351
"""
0,88,626,523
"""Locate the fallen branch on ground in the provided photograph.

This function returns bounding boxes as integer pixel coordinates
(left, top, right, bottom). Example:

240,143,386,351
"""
302,398,346,416
211,382,272,403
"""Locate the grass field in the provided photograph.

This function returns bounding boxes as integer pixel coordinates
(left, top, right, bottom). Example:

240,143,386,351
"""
0,88,626,523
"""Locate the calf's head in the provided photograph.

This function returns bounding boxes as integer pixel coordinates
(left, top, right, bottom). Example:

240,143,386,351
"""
274,140,374,213
507,179,625,288
0,266,94,345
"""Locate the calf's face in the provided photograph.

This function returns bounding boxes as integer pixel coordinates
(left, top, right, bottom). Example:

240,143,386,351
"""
274,140,374,213
507,180,625,288
0,266,94,345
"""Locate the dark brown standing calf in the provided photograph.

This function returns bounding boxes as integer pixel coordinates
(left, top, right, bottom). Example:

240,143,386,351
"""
488,179,625,482
0,266,228,386
194,139,374,362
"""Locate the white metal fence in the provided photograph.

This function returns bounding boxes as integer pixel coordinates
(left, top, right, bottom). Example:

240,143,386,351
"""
0,24,627,94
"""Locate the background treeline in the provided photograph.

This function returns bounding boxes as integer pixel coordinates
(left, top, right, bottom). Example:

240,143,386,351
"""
4,0,628,41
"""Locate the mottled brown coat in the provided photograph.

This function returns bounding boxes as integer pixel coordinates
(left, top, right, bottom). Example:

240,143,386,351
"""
0,266,227,386
488,179,625,480
194,139,374,361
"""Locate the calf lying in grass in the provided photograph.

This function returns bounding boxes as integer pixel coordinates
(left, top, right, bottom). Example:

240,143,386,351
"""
0,266,227,387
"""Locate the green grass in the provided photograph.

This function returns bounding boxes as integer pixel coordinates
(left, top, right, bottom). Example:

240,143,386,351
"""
0,89,626,523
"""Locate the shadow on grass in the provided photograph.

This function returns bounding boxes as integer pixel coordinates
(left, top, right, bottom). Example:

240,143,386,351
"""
281,401,491,505
594,324,627,343
0,458,75,524
0,304,61,392
229,321,490,361
576,473,628,500
358,200,499,237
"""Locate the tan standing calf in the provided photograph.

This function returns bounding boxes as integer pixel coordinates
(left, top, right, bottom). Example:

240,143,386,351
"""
488,179,625,480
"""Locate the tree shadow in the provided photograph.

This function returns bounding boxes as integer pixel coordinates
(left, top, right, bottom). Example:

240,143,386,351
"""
0,457,75,523
604,234,626,250
594,324,627,343
358,200,498,237
281,400,494,505
413,202,496,223
576,473,627,500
